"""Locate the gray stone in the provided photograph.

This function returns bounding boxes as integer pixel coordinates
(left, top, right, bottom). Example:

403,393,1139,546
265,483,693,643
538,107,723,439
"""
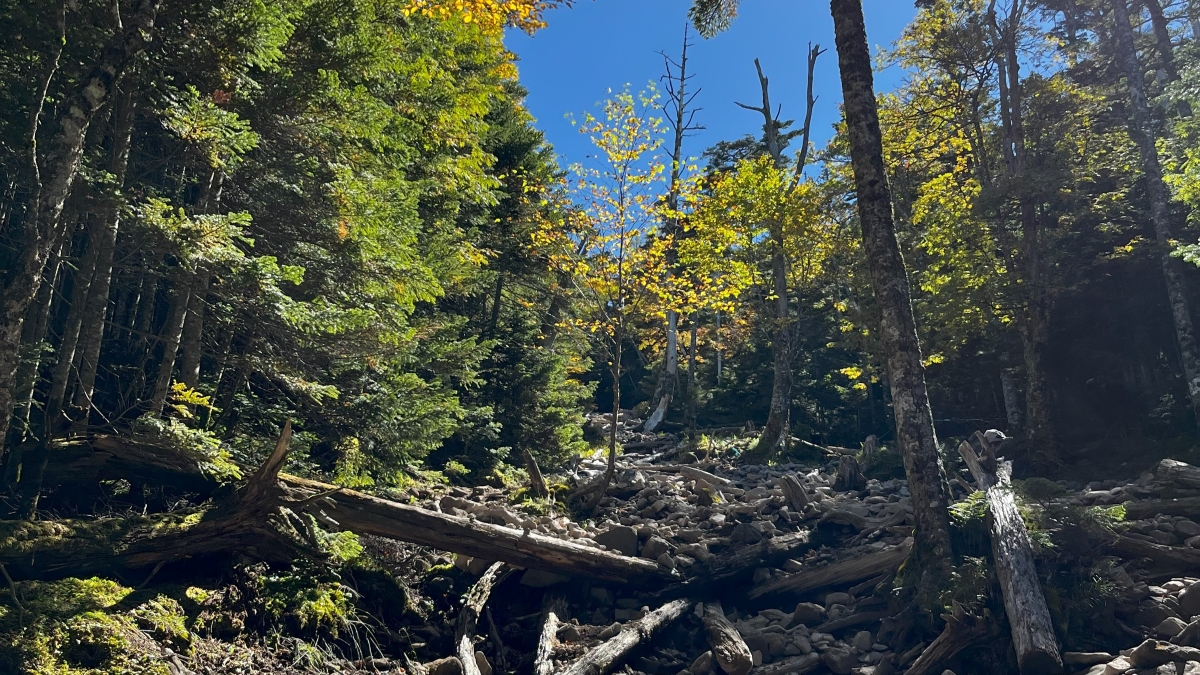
1064,653,1116,667
656,552,676,570
823,648,858,675
825,592,852,608
791,602,827,627
474,651,492,675
640,535,671,560
1181,582,1200,618
852,631,874,651
1159,617,1189,638
594,525,638,556
731,521,765,545
690,651,713,675
598,622,622,639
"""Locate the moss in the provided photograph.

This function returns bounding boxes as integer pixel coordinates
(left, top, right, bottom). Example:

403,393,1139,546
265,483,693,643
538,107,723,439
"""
0,577,172,675
252,565,356,637
132,596,191,651
0,509,212,563
862,447,906,481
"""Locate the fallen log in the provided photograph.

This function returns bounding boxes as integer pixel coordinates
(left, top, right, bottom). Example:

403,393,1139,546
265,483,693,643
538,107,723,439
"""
746,539,912,601
283,473,673,585
1156,460,1200,489
701,600,752,675
535,593,567,675
958,437,1062,675
560,599,690,675
456,562,508,675
1107,535,1200,579
1123,497,1200,520
750,653,820,675
904,603,996,675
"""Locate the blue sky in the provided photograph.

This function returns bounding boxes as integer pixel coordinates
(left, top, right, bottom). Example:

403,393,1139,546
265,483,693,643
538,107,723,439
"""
507,1,920,171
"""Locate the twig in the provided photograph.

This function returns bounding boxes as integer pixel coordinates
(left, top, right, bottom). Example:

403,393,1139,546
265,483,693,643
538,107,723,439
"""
138,560,165,589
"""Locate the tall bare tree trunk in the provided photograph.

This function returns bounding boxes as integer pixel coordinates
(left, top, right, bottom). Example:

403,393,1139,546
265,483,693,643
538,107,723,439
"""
1110,0,1200,429
149,279,192,416
10,244,63,444
71,92,137,432
178,275,210,389
0,0,162,449
830,0,953,598
1000,367,1023,431
647,28,701,433
45,221,103,430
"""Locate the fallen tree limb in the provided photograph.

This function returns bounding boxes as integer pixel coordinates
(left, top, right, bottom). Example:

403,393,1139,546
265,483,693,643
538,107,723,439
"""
456,562,508,675
283,473,673,585
750,653,820,675
959,436,1062,675
535,593,567,675
746,539,912,601
561,599,690,675
701,600,752,675
1122,497,1200,520
1107,535,1200,579
904,603,996,675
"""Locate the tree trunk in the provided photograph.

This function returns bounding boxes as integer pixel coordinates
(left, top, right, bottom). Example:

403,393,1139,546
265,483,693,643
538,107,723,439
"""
45,221,104,431
178,274,210,389
1142,0,1189,119
148,279,192,415
70,92,132,431
1000,367,1023,431
1110,0,1200,430
10,243,63,443
829,0,954,599
701,601,753,675
535,593,567,675
958,437,1062,674
645,311,677,432
0,0,162,450
586,327,622,513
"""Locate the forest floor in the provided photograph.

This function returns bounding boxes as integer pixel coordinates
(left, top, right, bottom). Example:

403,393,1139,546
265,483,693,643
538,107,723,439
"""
4,417,1200,675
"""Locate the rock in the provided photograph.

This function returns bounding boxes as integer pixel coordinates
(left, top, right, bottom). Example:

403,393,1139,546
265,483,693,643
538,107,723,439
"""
656,552,676,570
731,522,764,545
560,624,582,642
873,657,896,675
594,525,639,556
752,567,772,583
690,651,714,675
640,535,671,560
1065,653,1116,667
1104,657,1133,675
852,631,874,651
752,650,763,667
425,657,465,675
1181,582,1200,618
794,635,813,654
1155,664,1180,675
1160,617,1189,638
792,602,827,627
1179,520,1200,537
1129,640,1200,669
520,569,569,588
474,651,492,675
590,587,612,604
598,622,622,639
825,592,852,608
1184,661,1200,675
824,648,858,675
1082,666,1107,675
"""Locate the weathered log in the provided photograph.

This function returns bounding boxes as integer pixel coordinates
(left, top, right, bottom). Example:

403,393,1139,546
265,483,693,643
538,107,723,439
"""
455,562,509,675
679,465,732,487
750,653,820,675
1108,535,1200,578
958,439,1062,675
422,656,465,675
746,539,912,601
282,474,673,585
817,509,868,532
781,474,810,512
815,610,887,634
1123,497,1200,520
701,600,753,675
523,449,549,499
904,603,996,675
1157,460,1200,489
560,599,689,675
535,593,567,675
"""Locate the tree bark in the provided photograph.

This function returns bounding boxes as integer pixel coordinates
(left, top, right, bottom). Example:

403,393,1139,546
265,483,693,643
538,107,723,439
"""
178,274,210,389
1110,0,1200,430
1000,367,1023,431
958,437,1062,675
829,0,954,598
645,311,676,432
45,221,103,430
560,599,689,675
70,91,133,430
10,243,63,443
535,593,567,675
701,601,753,675
904,603,997,675
0,0,162,450
148,278,192,415
747,538,912,601
456,562,509,675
